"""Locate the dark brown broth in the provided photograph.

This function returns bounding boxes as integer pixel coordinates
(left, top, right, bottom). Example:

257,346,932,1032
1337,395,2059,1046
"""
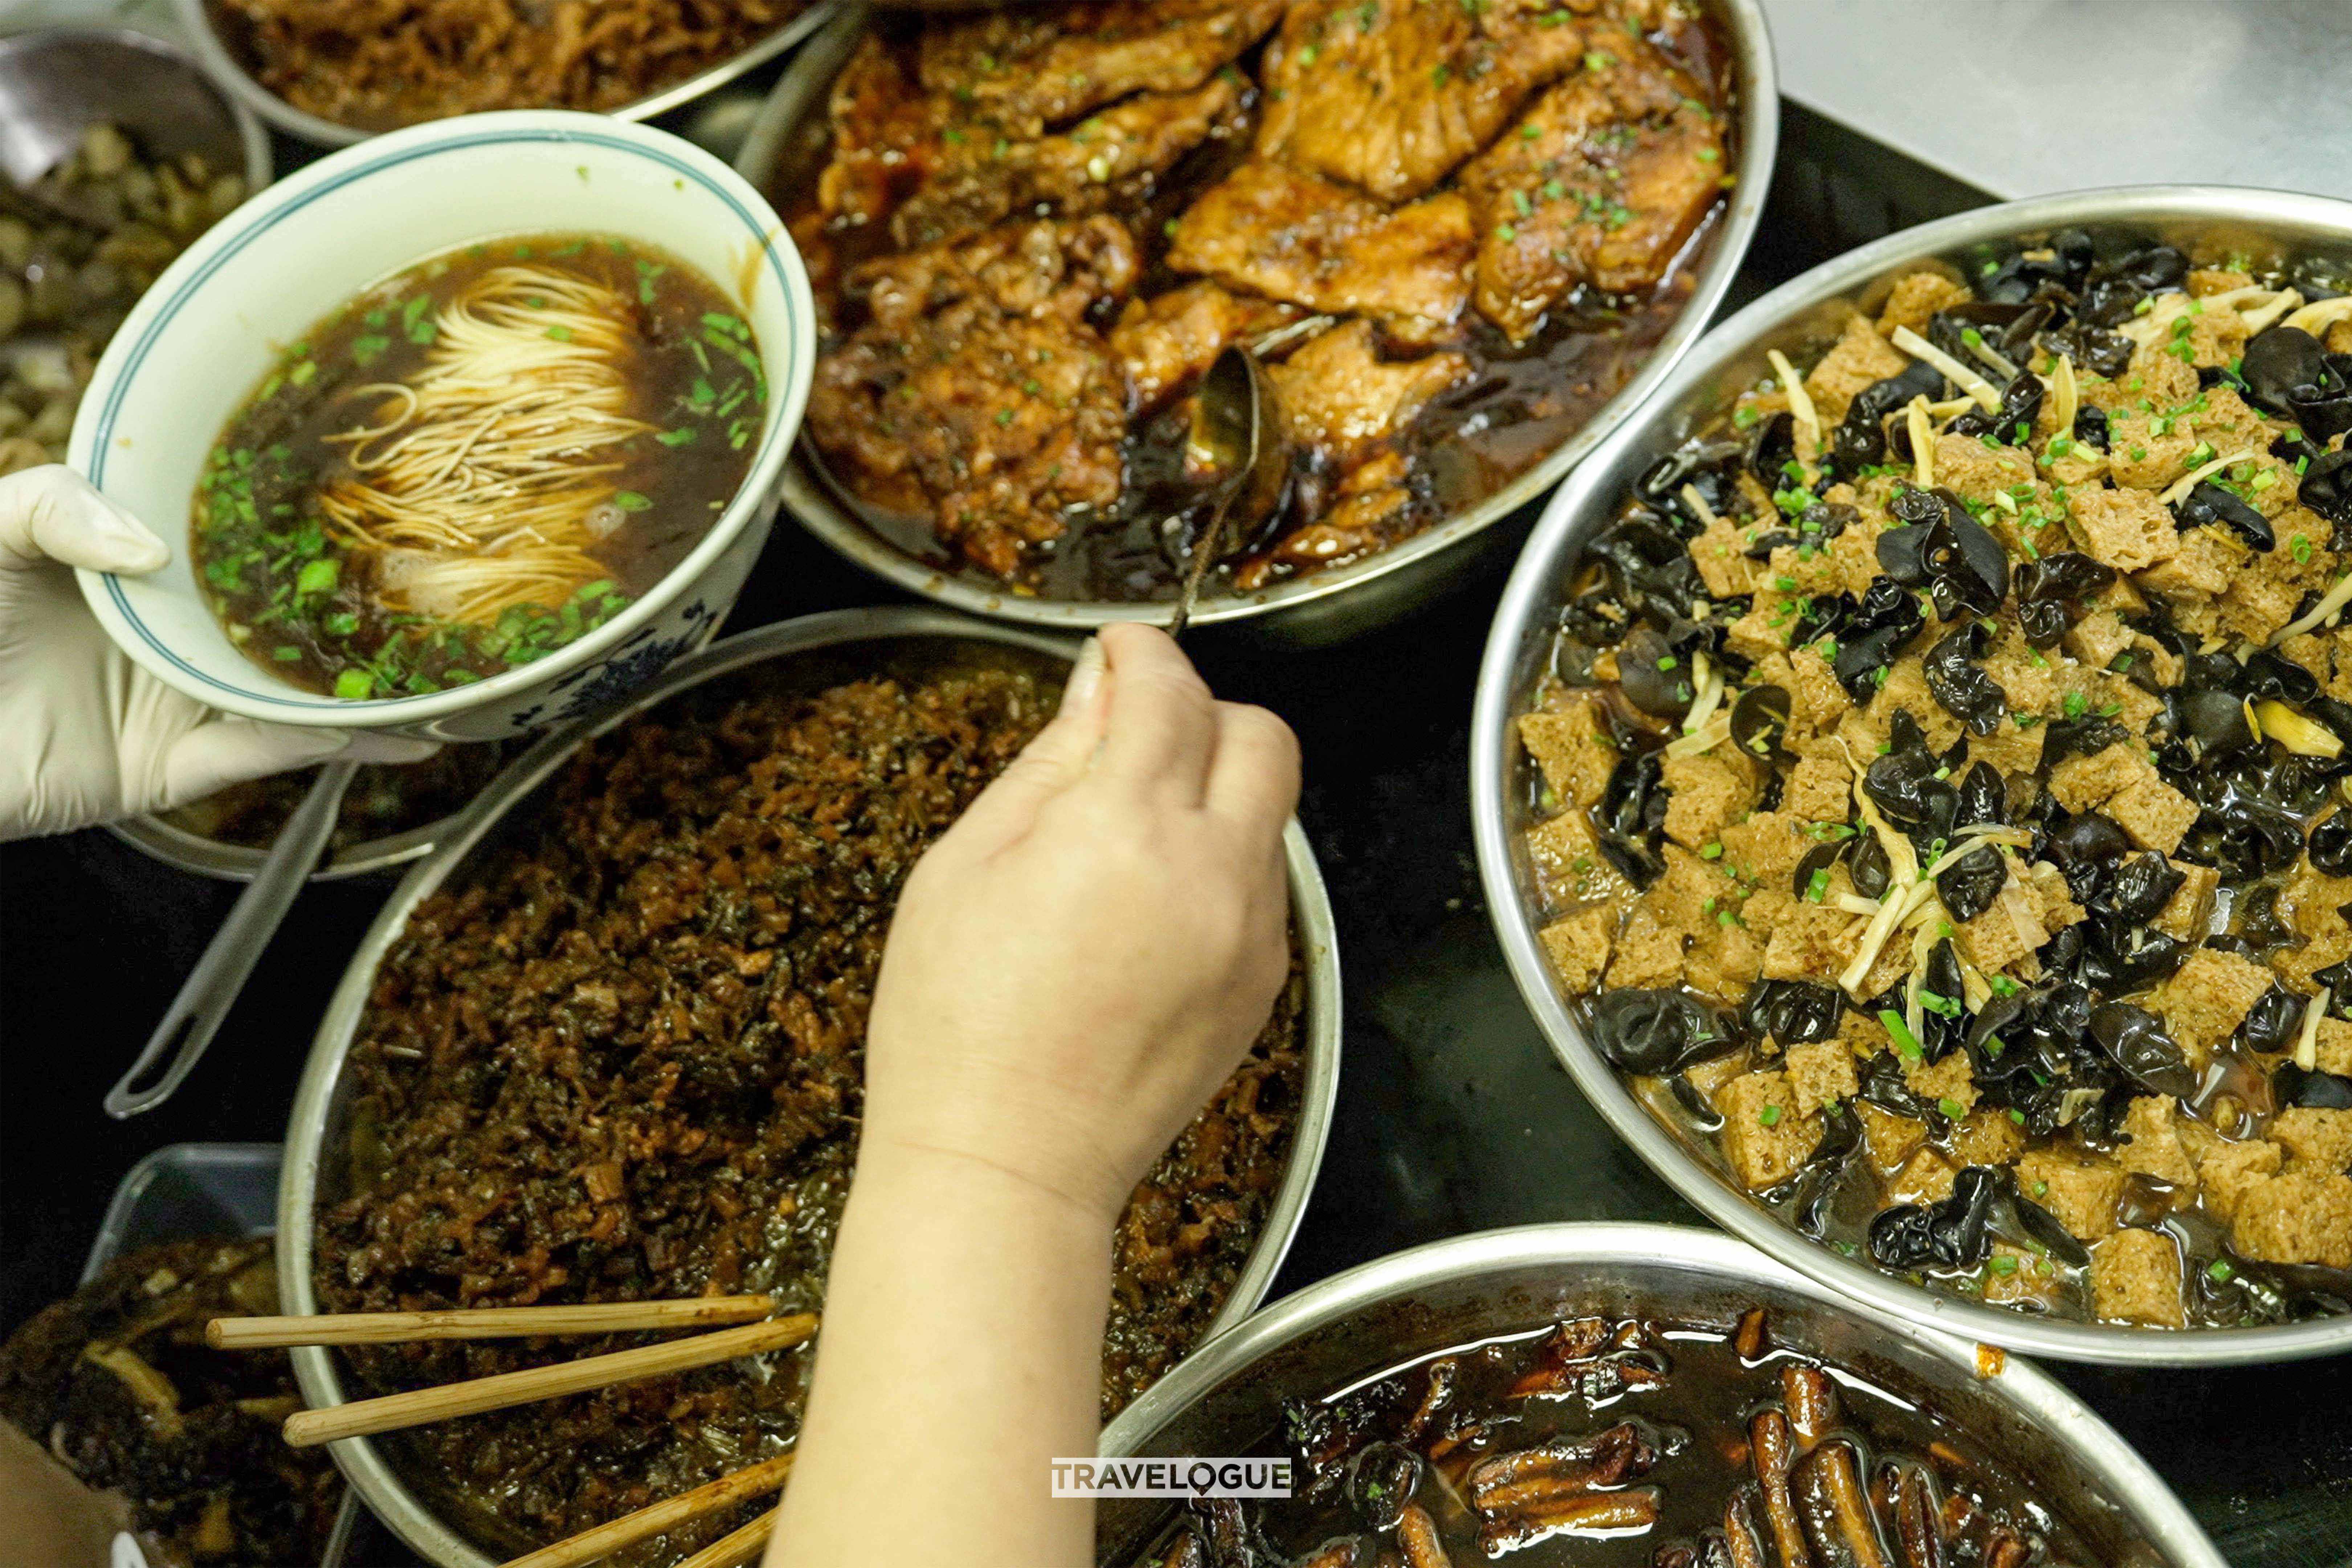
191,233,763,699
1147,1313,2092,1567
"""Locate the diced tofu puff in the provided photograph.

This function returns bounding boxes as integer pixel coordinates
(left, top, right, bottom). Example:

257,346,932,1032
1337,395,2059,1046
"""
1538,905,1616,994
1781,746,1853,823
1900,1049,1976,1115
2187,267,2253,295
1950,1107,2027,1168
1684,910,1767,1005
1856,1100,1924,1175
1887,1146,1959,1205
2046,743,2197,854
1645,843,1724,931
1983,1242,2065,1308
1931,434,2035,512
2135,524,2247,600
2024,859,2088,932
1716,811,1807,893
1761,896,1858,983
1519,697,1618,810
2014,1147,2125,1240
1526,809,1634,907
2156,859,2219,942
2106,775,2199,855
2195,1136,2284,1223
2232,1171,2352,1269
1686,1047,1753,1105
1692,511,1762,597
1716,1070,1820,1191
2067,485,2177,572
2117,1095,2198,1187
1803,315,1911,424
2062,609,2135,672
2271,1107,2352,1175
2317,1018,2352,1078
2046,744,2148,813
2090,1227,2185,1328
1784,648,1850,740
1661,750,1757,852
1606,904,1686,989
2152,948,2275,1062
1952,869,2049,977
1783,1038,1859,1109
2103,407,2201,491
1874,270,1973,338
2219,521,2335,644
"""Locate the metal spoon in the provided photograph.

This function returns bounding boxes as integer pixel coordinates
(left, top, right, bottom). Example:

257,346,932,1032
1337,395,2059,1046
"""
104,759,358,1118
1167,344,1292,638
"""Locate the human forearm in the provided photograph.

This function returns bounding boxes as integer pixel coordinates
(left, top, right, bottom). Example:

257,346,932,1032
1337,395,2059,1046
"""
767,1139,1113,1568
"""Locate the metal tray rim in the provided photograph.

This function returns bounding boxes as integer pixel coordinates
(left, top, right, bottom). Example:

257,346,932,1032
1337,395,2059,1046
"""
274,604,1342,1568
1471,182,2352,1367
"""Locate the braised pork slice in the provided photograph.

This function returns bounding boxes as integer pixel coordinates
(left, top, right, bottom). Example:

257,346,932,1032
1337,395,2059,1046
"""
892,75,1248,250
1168,162,1474,342
1269,319,1472,471
818,37,945,230
1461,41,1724,340
1235,450,1418,589
1254,0,1588,203
808,218,1139,578
1110,283,1304,411
920,0,1284,132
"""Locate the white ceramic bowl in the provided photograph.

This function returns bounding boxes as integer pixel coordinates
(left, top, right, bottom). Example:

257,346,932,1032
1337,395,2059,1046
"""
69,110,816,742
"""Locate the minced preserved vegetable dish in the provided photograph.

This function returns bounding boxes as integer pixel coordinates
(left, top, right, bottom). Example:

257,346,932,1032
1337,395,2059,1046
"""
314,653,1304,1559
1520,230,2352,1329
779,0,1736,602
1125,1302,2091,1567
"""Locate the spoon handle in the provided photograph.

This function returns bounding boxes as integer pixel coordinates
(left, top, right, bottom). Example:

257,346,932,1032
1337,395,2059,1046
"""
1167,493,1234,641
104,758,359,1119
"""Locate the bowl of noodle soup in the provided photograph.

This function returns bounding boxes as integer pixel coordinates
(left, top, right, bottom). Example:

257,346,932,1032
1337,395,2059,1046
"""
68,110,814,742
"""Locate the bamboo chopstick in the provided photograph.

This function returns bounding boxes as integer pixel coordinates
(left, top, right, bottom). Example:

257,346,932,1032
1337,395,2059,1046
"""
499,1453,795,1568
674,1507,777,1568
211,1296,777,1350
282,1313,818,1448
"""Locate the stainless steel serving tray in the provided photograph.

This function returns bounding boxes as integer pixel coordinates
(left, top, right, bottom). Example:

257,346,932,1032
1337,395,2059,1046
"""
1472,185,2352,1366
1094,1222,2226,1568
107,806,446,883
170,0,842,149
275,605,1343,1568
734,0,1779,642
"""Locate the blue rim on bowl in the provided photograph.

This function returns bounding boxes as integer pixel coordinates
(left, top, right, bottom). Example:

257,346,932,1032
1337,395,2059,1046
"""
68,109,814,731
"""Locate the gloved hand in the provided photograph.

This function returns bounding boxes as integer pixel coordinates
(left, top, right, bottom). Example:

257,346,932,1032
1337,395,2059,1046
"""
0,465,433,842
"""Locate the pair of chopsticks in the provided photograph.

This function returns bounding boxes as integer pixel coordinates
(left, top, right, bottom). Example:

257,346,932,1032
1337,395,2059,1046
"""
213,1296,814,1568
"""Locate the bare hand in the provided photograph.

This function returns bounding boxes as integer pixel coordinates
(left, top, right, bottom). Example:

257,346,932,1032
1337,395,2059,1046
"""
862,623,1300,1222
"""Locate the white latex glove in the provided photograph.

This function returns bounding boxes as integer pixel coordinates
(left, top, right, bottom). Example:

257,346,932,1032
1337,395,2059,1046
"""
0,465,434,841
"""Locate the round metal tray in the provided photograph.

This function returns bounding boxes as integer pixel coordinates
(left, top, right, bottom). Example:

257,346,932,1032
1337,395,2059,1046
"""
105,808,445,883
0,25,271,197
170,0,842,148
1472,185,2352,1365
274,605,1343,1567
734,0,1779,642
1096,1222,2225,1568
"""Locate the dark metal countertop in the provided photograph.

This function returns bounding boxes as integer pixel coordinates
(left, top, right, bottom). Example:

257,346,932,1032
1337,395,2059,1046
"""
2,94,2347,1568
